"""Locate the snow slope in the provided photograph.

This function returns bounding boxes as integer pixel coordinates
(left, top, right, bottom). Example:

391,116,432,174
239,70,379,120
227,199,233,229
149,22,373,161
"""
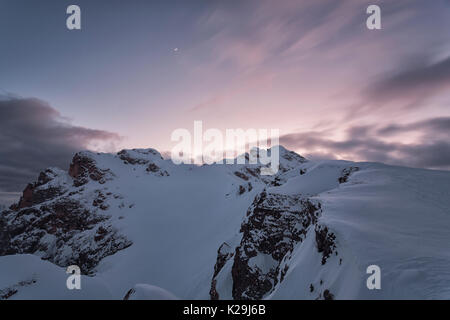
0,254,111,299
1,146,449,299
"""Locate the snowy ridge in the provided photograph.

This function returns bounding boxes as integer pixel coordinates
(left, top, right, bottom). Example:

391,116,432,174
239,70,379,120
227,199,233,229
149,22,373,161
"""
1,146,450,299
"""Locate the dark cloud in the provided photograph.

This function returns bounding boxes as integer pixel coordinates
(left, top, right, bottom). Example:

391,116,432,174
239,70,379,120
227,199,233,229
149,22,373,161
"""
280,117,450,170
377,117,450,136
0,97,120,203
366,56,450,106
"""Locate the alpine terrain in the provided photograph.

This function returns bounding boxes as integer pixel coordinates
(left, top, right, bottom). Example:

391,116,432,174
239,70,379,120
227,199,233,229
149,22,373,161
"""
1,146,449,300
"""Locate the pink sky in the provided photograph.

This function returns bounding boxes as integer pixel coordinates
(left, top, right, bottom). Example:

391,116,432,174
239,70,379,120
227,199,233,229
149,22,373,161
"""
2,0,450,172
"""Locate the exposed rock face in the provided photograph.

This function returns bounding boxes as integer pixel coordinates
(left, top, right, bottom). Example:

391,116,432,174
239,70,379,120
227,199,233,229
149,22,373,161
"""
210,242,235,300
118,148,163,163
92,191,109,210
1,153,132,274
315,225,337,265
12,169,65,210
234,171,249,181
228,147,309,196
69,152,112,187
210,190,337,300
146,163,169,176
231,192,321,300
338,166,359,184
1,198,131,274
118,150,150,165
117,149,169,176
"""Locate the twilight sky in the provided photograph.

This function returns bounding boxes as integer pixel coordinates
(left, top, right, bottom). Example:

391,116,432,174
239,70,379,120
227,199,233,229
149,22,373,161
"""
1,0,450,203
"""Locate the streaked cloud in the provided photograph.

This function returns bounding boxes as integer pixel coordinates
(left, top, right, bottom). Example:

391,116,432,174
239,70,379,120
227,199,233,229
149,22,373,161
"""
366,56,450,108
280,117,450,170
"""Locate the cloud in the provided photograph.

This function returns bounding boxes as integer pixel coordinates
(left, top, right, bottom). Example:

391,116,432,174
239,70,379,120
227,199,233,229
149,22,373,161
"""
0,97,120,202
280,117,450,170
364,56,450,109
188,0,450,124
377,117,450,137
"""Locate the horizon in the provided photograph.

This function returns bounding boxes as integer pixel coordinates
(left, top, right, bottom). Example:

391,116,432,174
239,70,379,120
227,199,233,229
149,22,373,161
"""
1,141,448,207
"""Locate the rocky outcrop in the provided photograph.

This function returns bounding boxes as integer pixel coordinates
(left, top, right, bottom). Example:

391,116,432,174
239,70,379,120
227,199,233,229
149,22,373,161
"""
229,147,308,189
118,148,164,164
69,152,111,187
210,185,341,300
117,149,169,176
231,192,321,300
1,153,132,274
315,225,337,265
11,169,65,210
338,166,359,184
118,150,150,165
234,171,249,181
1,198,132,274
146,163,169,176
210,242,235,300
211,191,332,300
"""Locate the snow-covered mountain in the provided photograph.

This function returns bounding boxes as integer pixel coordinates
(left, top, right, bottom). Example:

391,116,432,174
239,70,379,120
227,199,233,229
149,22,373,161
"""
1,146,450,300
